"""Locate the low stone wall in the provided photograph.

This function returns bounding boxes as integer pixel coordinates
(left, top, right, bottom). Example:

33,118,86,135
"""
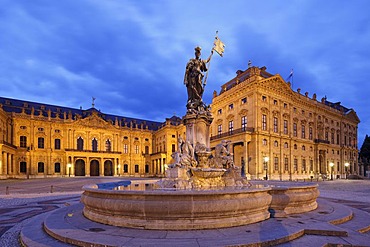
81,185,272,230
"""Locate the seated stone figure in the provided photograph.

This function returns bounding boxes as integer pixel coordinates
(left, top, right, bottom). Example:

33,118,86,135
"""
170,136,197,168
214,140,234,169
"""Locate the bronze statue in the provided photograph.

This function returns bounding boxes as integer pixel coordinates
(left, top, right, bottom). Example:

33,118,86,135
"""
184,46,211,110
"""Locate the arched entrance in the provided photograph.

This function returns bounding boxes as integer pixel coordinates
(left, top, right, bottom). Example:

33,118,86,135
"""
90,160,100,176
75,159,86,176
104,160,113,176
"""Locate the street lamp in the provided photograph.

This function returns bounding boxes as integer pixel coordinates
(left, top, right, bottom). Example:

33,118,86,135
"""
117,164,121,176
67,163,72,177
263,156,269,180
329,162,334,180
344,162,350,179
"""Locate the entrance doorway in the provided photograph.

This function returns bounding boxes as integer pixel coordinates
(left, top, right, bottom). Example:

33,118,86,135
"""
75,159,86,176
90,160,100,176
104,160,113,176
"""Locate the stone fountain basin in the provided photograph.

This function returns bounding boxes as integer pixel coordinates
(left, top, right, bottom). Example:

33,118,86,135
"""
81,181,319,230
190,167,227,178
82,184,272,230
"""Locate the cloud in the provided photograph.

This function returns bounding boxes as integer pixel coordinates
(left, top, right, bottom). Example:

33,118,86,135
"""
1,0,370,142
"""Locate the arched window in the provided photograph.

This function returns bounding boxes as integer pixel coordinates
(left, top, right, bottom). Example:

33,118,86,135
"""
302,145,306,151
262,139,267,145
284,142,288,148
77,137,84,151
92,138,98,151
105,139,111,152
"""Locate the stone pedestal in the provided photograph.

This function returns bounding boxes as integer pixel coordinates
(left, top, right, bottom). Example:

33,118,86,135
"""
183,112,213,148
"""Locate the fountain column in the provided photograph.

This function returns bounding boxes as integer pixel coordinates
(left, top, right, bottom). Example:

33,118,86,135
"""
183,112,213,149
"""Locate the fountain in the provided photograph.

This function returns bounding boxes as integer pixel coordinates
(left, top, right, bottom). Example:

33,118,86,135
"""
81,43,319,230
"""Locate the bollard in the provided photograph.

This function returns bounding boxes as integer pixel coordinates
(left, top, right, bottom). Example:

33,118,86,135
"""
50,185,54,193
6,186,9,195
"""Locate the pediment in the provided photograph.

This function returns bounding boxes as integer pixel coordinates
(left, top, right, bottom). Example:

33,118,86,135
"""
262,76,294,95
345,109,360,123
74,111,113,129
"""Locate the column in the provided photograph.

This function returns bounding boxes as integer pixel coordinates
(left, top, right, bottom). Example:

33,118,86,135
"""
4,152,8,175
9,154,14,174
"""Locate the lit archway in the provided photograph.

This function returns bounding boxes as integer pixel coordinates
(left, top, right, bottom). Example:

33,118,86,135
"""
104,160,113,176
75,159,85,176
90,160,100,176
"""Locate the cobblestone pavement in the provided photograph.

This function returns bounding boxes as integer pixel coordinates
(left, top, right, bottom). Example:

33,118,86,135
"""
0,178,369,247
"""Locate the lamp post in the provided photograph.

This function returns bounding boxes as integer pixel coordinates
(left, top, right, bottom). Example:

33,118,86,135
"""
117,164,121,176
344,162,349,179
67,163,71,177
329,162,334,180
263,156,269,180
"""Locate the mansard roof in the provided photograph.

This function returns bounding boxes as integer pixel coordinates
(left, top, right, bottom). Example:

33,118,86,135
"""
324,100,360,123
0,96,162,131
219,66,274,94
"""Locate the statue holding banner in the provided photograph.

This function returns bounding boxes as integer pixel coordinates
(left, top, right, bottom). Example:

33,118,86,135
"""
184,32,225,112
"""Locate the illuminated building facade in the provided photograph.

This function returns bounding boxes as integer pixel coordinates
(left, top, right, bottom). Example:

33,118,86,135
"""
0,65,359,180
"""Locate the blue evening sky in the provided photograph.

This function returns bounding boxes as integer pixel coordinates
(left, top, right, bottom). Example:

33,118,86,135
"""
1,0,369,145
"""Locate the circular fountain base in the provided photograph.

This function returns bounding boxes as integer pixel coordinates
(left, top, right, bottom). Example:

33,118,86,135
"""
81,181,319,230
82,185,272,230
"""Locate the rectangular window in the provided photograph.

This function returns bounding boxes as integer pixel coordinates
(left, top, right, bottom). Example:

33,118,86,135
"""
229,120,234,134
20,162,27,173
172,144,176,153
229,103,234,110
262,114,267,131
135,164,139,173
337,133,340,145
301,125,305,139
217,109,222,114
262,96,267,101
38,162,44,173
293,123,297,137
55,139,61,150
293,159,298,171
123,144,128,154
309,127,313,140
284,103,287,108
20,136,27,148
331,133,334,144
302,159,306,171
135,145,139,154
325,131,329,141
124,164,128,173
273,100,278,105
54,163,61,173
38,137,44,149
241,97,247,104
274,157,279,171
310,160,314,171
218,124,222,136
241,116,247,130
273,117,278,133
284,120,288,135
284,158,289,171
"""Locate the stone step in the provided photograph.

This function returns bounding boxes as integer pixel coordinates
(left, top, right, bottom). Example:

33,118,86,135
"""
20,211,73,247
335,206,370,233
21,198,368,247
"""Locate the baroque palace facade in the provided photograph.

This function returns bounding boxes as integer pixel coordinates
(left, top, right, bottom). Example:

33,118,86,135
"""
0,65,359,180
